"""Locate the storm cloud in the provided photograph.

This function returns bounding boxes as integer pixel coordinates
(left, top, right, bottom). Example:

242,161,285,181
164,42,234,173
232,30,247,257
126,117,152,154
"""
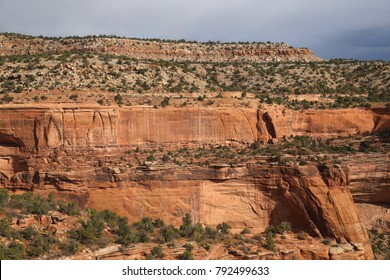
0,0,389,60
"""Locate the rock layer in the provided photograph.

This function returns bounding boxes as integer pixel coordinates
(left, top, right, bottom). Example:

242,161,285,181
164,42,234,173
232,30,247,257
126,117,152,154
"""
0,35,321,62
0,105,387,260
0,106,387,151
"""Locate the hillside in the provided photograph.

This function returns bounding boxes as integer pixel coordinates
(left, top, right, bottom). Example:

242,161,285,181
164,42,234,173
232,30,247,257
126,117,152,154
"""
0,34,389,109
0,33,320,62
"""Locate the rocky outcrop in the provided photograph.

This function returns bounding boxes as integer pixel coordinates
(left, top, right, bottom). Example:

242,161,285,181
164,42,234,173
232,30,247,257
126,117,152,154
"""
0,106,258,150
346,153,390,204
0,34,321,62
0,105,387,260
0,106,387,152
27,164,371,259
260,108,389,138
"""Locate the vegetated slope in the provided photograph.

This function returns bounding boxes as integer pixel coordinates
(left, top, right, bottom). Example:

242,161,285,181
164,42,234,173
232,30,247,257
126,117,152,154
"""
0,33,320,62
0,47,389,109
0,190,379,260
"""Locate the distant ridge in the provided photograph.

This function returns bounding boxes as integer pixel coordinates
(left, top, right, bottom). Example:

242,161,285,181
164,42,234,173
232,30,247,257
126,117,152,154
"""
0,33,321,62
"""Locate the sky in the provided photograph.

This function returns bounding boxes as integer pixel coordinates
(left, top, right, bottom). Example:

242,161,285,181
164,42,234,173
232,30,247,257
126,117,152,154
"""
0,0,389,60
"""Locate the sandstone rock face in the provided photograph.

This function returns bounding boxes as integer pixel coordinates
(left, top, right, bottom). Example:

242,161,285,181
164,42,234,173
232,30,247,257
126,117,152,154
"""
0,105,386,260
30,164,373,259
0,35,321,62
0,106,387,152
262,108,388,138
0,106,258,150
346,154,390,204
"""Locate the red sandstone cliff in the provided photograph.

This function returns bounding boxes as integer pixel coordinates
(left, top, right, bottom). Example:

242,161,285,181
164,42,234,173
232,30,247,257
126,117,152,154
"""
0,105,385,259
0,106,387,150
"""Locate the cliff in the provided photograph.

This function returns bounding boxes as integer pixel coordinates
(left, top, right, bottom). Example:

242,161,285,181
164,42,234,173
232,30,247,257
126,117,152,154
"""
0,34,321,62
0,105,386,259
0,105,387,150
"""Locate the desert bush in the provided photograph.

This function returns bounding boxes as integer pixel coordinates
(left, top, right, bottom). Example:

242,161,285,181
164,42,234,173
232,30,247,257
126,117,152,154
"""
265,231,276,252
69,210,105,246
153,218,165,228
0,218,12,238
57,200,79,216
178,243,194,260
241,228,251,234
21,225,39,241
276,221,291,234
0,189,9,207
160,97,170,108
159,224,179,243
253,233,263,243
9,193,54,215
179,213,193,237
27,236,50,257
217,222,231,234
135,217,154,233
60,239,80,256
7,242,26,260
146,245,165,260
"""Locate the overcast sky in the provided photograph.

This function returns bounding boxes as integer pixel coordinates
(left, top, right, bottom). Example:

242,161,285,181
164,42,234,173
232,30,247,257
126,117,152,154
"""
0,0,389,60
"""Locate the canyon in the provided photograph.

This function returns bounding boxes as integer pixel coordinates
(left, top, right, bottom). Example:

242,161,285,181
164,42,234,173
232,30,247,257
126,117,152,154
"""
1,104,389,259
0,34,389,260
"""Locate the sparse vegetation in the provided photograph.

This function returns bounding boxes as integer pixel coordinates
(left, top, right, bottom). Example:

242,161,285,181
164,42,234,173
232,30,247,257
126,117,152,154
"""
0,38,388,109
370,228,390,260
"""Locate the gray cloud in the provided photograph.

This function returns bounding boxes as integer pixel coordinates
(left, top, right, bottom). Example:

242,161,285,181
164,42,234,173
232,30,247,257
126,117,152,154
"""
0,0,389,60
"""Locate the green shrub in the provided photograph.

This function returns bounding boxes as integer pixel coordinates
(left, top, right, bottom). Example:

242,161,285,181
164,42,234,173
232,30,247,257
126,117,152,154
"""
180,213,193,237
205,226,218,240
69,94,78,101
9,193,53,215
216,222,231,234
265,225,275,235
60,239,80,256
159,225,179,243
0,218,12,238
241,228,251,234
27,236,50,257
160,97,170,108
117,231,138,246
276,221,291,234
58,201,80,216
147,245,165,260
7,242,26,260
0,189,9,207
21,225,39,241
253,233,263,243
137,230,150,243
69,210,105,246
153,218,165,228
0,243,9,259
265,231,276,252
178,243,194,260
135,217,154,233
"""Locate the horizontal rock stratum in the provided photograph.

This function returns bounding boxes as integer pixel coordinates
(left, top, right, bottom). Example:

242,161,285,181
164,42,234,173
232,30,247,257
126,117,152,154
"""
0,34,321,62
0,105,387,149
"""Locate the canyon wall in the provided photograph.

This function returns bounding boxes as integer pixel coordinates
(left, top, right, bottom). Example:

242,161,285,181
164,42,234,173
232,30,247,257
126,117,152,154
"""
0,105,388,259
29,164,373,259
0,106,387,151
